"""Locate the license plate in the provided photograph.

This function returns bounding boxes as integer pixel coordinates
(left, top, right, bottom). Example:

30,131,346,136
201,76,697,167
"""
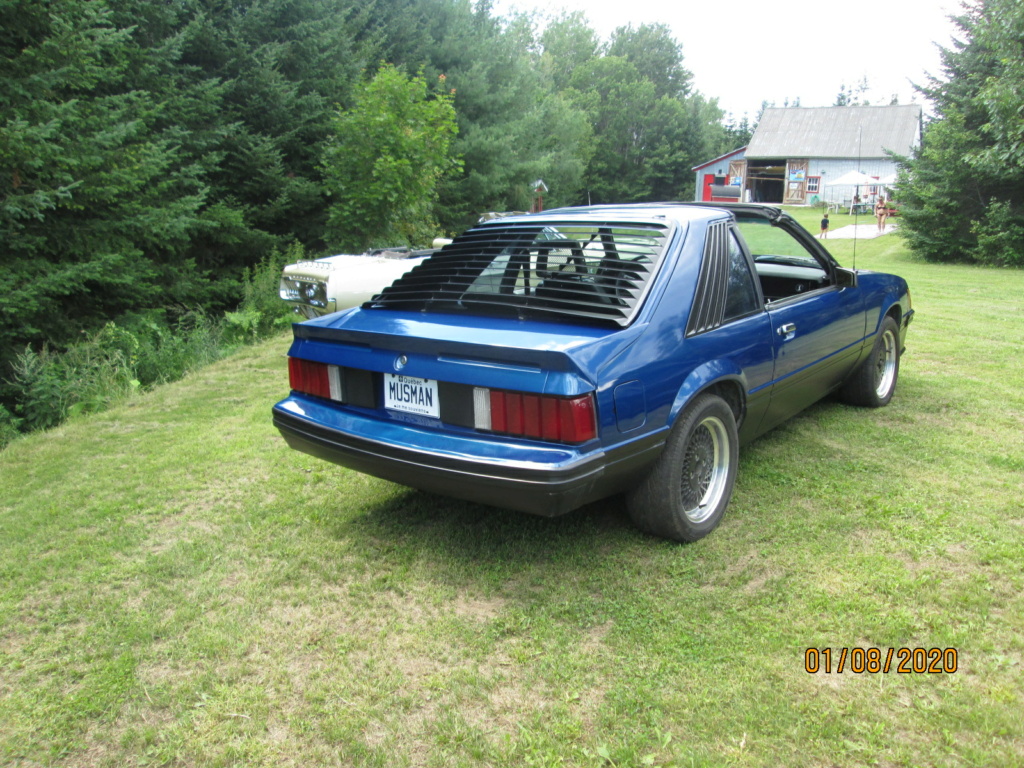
384,374,440,418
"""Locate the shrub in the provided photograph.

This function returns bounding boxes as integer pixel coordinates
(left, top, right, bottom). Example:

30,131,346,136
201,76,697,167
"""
0,405,20,450
11,324,141,432
1,245,296,445
971,200,1024,267
126,310,226,386
223,244,297,344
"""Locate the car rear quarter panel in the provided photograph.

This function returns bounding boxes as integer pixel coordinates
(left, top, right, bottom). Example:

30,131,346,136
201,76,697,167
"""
590,218,775,447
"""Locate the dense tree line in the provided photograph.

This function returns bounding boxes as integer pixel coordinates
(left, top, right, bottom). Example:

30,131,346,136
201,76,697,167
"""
895,0,1024,266
2,0,736,374
2,0,366,364
6,0,1016,420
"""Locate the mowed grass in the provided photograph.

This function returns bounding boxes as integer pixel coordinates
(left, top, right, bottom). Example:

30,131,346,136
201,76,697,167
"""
1,222,1022,767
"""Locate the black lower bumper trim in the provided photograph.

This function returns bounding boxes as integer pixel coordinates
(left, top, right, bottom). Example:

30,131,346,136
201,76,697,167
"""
272,407,662,516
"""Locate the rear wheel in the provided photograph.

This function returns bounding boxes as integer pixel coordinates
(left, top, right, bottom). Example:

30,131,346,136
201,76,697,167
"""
627,393,738,542
841,316,900,407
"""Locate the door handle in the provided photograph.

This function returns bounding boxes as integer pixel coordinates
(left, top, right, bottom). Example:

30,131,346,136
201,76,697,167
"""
777,323,797,336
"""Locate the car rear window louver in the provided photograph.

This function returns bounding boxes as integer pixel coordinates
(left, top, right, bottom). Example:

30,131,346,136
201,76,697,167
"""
363,220,672,327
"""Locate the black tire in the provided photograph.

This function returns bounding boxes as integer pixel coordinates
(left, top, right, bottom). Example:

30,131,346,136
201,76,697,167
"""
841,315,901,407
626,393,738,542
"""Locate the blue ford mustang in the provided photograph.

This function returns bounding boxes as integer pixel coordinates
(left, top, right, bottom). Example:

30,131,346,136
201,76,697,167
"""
273,203,913,541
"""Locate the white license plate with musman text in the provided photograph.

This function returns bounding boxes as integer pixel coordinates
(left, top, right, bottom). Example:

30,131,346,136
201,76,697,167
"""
384,374,440,418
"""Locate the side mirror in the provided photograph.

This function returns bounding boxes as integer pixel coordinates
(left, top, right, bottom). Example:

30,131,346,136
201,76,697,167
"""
836,268,858,288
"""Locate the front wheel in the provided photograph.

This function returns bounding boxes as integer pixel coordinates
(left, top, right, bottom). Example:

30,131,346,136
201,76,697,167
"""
626,393,739,542
841,316,901,407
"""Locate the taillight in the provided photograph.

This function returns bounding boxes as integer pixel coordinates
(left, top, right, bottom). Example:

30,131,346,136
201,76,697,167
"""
288,357,342,401
473,387,596,444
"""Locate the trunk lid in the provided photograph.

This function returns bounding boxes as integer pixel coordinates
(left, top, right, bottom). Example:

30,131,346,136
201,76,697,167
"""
290,307,644,397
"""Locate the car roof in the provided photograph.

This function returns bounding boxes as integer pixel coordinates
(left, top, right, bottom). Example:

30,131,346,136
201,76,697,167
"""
478,202,786,228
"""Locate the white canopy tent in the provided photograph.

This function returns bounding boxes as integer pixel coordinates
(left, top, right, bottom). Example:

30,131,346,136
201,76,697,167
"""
825,170,880,214
878,173,898,198
826,170,879,187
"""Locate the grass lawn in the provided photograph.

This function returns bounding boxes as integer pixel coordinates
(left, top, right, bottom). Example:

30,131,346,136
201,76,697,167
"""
1,220,1022,767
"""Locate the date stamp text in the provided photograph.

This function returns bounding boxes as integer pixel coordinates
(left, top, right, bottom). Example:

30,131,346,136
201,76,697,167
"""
805,647,958,674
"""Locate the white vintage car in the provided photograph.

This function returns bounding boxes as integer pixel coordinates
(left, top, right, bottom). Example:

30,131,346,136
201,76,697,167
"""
279,241,450,319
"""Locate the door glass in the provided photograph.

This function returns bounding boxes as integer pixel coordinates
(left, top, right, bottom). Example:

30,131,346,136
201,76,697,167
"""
735,220,827,271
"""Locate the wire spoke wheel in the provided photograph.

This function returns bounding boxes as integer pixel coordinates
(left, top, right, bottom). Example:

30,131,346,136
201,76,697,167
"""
626,393,738,542
680,416,730,523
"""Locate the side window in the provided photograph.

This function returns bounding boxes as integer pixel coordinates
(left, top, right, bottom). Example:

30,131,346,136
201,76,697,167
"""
723,232,760,321
735,219,832,303
735,220,826,268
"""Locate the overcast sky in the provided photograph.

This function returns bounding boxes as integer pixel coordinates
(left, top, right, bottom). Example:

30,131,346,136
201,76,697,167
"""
491,0,962,117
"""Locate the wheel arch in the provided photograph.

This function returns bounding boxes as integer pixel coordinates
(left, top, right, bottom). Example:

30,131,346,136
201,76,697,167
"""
882,298,902,328
668,361,746,431
870,278,908,335
864,299,902,345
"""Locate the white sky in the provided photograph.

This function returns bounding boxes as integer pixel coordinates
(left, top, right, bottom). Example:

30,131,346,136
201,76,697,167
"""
491,0,962,117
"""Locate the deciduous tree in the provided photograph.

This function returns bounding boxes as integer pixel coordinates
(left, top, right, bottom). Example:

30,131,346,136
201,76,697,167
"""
607,23,691,99
321,64,459,251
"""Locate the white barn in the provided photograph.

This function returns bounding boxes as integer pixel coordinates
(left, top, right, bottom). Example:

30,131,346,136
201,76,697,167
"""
693,105,922,205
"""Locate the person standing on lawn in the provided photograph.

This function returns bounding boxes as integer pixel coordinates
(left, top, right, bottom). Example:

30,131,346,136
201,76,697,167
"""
819,212,829,238
875,197,889,233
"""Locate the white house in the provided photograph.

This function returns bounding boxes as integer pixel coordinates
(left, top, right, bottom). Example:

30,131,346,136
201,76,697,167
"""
693,105,922,205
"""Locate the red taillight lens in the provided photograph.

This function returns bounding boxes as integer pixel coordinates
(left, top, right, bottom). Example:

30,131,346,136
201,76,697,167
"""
482,389,596,444
559,395,597,443
288,357,338,400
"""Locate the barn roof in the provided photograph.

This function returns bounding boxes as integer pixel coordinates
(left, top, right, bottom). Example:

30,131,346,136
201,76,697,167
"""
745,105,922,159
692,146,748,172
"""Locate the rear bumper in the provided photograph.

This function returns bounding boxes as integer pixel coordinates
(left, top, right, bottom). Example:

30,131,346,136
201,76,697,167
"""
272,399,662,516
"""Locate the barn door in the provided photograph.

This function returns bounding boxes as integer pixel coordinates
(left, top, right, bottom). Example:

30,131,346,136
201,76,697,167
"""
702,174,715,201
728,159,746,200
784,159,808,204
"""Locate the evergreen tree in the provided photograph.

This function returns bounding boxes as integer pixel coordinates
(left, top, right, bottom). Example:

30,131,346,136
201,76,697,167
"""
539,11,601,92
0,0,206,359
570,55,656,203
1,0,385,365
607,23,691,99
104,0,372,273
723,113,755,149
896,0,1024,265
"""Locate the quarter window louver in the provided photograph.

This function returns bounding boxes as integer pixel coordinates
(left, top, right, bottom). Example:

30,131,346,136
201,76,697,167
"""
364,220,672,327
686,221,731,336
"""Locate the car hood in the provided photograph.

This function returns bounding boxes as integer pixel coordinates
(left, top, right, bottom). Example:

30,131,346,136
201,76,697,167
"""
283,253,426,277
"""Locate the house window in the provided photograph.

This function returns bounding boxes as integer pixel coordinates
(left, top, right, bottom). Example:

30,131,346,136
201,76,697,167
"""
807,176,821,194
